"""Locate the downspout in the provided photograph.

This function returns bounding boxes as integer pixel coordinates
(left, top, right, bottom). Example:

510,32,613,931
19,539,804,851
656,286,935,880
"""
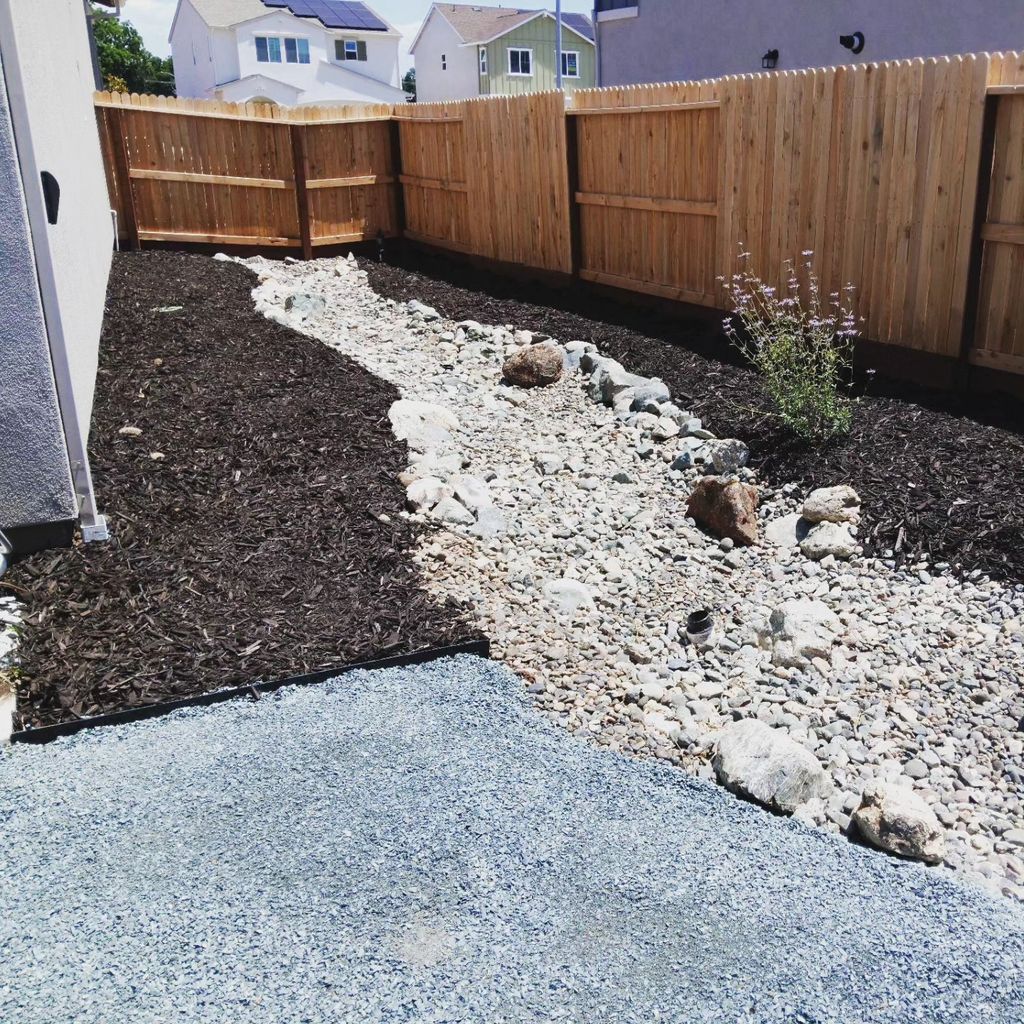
0,3,109,543
593,6,600,88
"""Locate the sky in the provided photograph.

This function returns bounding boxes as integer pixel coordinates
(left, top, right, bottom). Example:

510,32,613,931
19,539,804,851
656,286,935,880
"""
123,0,595,75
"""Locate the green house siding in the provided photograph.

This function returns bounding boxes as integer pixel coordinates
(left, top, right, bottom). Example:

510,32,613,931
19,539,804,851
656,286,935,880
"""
479,18,595,96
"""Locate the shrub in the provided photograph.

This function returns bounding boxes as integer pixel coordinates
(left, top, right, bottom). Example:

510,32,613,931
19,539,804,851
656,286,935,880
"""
721,252,858,442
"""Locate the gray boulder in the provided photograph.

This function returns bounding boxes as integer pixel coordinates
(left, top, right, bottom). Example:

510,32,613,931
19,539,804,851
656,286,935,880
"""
713,719,833,814
851,783,945,864
451,474,491,511
406,299,440,321
405,476,449,511
432,496,475,526
709,439,750,474
630,380,671,410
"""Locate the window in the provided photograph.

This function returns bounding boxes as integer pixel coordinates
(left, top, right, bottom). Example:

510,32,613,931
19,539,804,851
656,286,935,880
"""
336,38,367,61
479,47,487,75
285,38,310,64
507,47,532,76
255,36,282,63
560,50,579,78
441,53,447,70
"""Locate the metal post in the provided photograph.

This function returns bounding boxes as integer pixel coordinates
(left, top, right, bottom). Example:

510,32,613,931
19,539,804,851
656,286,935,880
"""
555,0,563,89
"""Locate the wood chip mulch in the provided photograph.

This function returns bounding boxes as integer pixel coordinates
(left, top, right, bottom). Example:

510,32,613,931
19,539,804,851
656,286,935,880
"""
7,251,479,729
365,251,1024,587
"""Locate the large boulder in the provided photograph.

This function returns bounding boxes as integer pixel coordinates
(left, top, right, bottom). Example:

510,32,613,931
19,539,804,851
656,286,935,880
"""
758,599,841,669
686,476,759,546
851,783,945,864
709,439,750,475
803,485,861,524
406,476,449,511
713,719,833,814
451,474,491,511
502,345,564,388
542,578,595,615
389,400,460,453
800,521,857,561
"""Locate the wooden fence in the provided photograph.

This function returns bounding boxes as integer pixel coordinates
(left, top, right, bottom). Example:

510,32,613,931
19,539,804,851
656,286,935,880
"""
96,51,1024,375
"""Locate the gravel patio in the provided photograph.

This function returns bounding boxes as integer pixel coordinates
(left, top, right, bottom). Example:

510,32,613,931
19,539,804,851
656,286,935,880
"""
2,655,1021,1024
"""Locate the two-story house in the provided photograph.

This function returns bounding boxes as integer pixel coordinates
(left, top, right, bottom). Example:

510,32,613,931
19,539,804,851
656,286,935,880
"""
410,4,594,103
594,0,1024,86
169,0,406,106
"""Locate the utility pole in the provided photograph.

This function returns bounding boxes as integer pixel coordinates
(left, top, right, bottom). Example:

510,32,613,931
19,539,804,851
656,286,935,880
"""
555,0,563,89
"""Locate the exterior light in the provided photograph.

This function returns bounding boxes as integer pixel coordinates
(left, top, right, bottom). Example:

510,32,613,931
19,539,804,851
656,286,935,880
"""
761,48,779,69
839,32,865,54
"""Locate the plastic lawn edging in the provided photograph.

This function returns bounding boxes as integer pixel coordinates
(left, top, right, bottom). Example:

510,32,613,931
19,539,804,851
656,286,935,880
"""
11,639,490,745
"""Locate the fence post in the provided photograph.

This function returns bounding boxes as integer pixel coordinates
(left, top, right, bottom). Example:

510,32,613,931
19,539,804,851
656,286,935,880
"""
564,106,582,279
290,122,313,260
108,107,140,251
389,116,406,238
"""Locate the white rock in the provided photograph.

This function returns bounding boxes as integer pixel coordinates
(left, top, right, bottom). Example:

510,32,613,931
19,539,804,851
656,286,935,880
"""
852,782,945,864
451,474,491,511
713,719,833,814
763,512,806,548
759,600,842,669
388,399,460,453
406,476,449,511
800,521,857,560
431,496,475,526
542,578,596,614
803,485,861,524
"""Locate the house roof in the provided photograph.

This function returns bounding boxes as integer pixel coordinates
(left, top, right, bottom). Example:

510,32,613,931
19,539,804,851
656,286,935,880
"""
184,0,392,31
410,4,594,53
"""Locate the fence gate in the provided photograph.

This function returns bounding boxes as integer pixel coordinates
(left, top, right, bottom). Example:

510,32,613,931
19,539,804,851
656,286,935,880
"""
569,97,721,306
970,91,1024,375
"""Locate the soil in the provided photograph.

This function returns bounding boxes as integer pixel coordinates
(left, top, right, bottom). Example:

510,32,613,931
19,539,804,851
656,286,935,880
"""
364,248,1024,586
7,252,479,729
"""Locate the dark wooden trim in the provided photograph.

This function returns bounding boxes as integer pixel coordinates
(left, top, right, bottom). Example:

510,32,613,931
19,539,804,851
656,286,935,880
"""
389,117,406,236
289,123,313,261
108,107,140,251
564,107,582,277
957,92,1000,390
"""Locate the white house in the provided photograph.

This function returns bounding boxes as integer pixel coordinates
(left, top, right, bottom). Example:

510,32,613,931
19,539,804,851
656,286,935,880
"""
169,0,406,106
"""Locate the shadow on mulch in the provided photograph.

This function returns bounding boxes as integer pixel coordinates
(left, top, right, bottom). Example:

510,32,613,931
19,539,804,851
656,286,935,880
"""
365,247,1024,587
7,251,480,729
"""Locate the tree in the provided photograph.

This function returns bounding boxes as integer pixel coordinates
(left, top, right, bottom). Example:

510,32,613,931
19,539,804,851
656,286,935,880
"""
91,10,175,95
402,68,416,101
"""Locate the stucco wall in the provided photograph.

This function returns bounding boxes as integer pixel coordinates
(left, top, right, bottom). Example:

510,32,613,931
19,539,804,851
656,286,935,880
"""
170,0,220,98
597,0,1024,85
412,11,478,103
0,49,77,531
5,0,112,446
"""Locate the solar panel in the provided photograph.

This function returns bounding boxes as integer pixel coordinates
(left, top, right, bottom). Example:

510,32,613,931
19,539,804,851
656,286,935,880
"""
259,0,389,31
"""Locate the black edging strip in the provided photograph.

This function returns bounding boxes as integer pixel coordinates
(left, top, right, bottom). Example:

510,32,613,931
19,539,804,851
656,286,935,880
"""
11,639,491,746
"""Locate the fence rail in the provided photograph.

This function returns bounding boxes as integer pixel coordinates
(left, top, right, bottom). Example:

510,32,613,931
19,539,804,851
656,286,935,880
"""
96,51,1024,376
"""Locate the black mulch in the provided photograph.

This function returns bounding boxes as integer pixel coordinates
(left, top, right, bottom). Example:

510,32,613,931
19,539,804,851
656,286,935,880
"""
7,251,479,729
365,249,1024,586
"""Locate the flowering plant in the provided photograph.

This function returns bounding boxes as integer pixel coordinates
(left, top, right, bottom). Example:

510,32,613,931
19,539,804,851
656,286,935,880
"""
720,251,858,442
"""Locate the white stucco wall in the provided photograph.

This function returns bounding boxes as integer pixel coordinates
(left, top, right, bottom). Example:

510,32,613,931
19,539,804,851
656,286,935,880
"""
173,5,403,104
0,47,77,531
2,0,112,456
412,11,479,102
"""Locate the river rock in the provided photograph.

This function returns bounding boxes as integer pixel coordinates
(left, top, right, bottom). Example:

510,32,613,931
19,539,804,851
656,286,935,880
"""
713,719,833,813
284,292,326,320
851,782,946,864
542,578,596,614
406,476,449,511
709,439,750,474
803,485,861,524
686,477,759,546
432,496,475,526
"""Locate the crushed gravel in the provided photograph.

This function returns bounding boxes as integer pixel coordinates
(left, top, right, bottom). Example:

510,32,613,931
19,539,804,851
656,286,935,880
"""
1,655,1021,1023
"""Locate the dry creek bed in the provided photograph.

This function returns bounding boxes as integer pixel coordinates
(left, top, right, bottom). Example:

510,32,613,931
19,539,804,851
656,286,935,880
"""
249,253,1024,901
